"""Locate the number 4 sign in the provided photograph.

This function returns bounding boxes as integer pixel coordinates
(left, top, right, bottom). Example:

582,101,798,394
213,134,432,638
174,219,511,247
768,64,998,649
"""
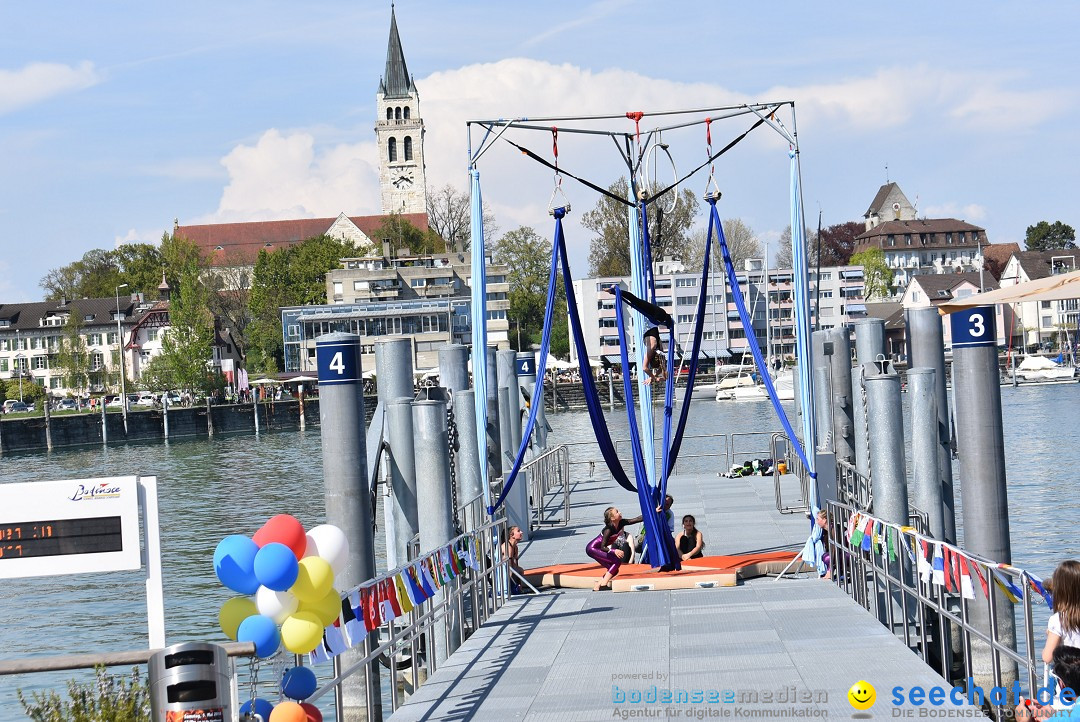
949,306,996,349
316,337,362,385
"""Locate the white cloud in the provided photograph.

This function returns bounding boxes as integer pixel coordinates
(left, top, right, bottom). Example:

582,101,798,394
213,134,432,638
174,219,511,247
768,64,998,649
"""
922,202,987,222
0,61,101,115
115,229,165,247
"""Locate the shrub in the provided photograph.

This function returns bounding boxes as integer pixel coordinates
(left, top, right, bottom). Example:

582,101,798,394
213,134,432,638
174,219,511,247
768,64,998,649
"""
18,665,150,722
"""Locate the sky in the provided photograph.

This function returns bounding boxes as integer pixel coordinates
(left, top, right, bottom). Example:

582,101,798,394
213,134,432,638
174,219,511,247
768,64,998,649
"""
1,1,1078,302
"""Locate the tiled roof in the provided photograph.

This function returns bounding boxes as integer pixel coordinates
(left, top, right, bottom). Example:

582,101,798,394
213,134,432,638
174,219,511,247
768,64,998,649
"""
0,297,139,332
1014,250,1080,281
981,243,1021,280
865,182,899,216
863,301,904,329
176,213,430,266
909,272,997,297
856,218,985,241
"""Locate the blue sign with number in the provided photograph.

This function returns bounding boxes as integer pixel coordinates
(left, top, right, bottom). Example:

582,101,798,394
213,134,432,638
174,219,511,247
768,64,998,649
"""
949,306,996,348
515,357,536,376
316,340,361,385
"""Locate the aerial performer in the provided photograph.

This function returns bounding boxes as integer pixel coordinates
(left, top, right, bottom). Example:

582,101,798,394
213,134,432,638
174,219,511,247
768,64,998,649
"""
605,286,672,386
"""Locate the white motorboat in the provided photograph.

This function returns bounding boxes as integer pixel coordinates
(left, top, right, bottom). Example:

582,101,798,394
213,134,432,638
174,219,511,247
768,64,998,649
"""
1014,355,1077,382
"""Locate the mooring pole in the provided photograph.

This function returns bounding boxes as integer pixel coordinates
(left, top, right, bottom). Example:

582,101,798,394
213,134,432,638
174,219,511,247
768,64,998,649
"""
374,337,414,572
827,327,854,465
497,351,528,536
413,399,461,662
852,318,886,481
864,370,908,525
950,306,1017,690
908,368,945,540
453,389,483,533
438,344,470,396
315,332,380,722
485,346,502,490
905,307,957,544
386,398,419,565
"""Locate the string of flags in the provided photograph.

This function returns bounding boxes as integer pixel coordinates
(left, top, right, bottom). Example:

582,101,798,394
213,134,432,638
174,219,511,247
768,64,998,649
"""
309,535,483,665
843,510,1053,610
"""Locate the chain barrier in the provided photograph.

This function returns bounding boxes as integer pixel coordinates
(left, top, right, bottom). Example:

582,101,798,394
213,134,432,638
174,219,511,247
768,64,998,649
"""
446,398,462,536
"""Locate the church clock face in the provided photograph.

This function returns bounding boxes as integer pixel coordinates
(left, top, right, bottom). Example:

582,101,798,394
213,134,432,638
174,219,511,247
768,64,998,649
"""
393,173,413,189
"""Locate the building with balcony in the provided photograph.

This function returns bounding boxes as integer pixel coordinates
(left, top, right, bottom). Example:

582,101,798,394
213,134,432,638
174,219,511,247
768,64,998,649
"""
1000,250,1080,350
282,252,510,372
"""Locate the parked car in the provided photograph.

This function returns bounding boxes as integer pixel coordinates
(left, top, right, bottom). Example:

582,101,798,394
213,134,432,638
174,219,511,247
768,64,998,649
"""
54,398,78,411
2,399,20,413
6,402,30,413
134,393,157,407
105,396,124,409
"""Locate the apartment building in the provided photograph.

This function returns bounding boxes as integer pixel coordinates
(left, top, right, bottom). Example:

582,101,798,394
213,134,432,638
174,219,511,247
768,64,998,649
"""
1000,250,1080,350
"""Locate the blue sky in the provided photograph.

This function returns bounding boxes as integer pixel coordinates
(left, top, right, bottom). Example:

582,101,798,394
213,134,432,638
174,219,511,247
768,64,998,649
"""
1,1,1077,301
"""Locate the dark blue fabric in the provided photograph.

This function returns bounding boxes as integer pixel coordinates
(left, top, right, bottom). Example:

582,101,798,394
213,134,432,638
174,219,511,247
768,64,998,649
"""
614,286,678,570
709,200,815,475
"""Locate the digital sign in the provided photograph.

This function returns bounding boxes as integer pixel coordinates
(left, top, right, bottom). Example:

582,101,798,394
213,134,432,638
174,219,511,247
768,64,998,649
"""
0,477,141,579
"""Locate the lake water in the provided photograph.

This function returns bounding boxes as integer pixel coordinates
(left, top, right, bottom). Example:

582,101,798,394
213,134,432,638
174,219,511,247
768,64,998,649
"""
0,382,1076,719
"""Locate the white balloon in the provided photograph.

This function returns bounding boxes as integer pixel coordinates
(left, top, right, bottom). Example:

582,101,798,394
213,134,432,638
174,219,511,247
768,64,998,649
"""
255,585,298,625
304,524,350,575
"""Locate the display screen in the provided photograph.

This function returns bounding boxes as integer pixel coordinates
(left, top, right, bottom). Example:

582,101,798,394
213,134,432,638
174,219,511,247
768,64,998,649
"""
0,516,123,560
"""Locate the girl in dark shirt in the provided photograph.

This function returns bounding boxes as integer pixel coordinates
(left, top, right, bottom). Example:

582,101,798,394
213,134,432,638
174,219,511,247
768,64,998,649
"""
675,515,705,560
586,506,644,591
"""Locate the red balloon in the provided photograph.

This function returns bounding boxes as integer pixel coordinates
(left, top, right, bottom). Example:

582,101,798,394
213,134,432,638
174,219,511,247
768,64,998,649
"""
254,515,307,559
300,702,323,722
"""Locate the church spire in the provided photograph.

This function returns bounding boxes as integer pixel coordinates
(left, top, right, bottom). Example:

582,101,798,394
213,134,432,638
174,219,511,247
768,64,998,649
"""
379,5,415,99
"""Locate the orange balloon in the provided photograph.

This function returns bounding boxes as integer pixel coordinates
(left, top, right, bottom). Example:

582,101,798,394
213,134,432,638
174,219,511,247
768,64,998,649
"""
269,701,306,722
300,702,323,722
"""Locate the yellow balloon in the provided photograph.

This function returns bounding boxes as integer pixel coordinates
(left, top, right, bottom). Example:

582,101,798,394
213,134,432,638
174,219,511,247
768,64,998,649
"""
281,611,324,655
291,556,334,603
219,596,258,641
300,587,342,627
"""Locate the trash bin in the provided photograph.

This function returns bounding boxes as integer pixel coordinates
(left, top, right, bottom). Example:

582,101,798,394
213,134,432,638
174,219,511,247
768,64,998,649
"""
148,642,234,722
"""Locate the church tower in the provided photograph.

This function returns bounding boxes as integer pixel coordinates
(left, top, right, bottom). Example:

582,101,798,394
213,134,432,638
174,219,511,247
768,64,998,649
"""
376,6,427,217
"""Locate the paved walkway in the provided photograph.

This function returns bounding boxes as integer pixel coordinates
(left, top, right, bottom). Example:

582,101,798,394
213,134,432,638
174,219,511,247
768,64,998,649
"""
389,472,971,720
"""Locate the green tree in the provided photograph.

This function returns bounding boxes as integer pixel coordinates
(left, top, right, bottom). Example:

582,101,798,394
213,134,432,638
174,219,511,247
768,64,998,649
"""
1024,220,1077,251
52,314,93,396
492,226,551,351
585,178,700,277
247,235,355,372
371,213,444,256
849,246,894,300
39,244,164,301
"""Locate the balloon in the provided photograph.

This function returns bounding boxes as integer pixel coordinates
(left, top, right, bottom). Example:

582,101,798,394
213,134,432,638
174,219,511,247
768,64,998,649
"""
269,701,306,722
281,666,318,700
254,543,300,592
304,525,350,575
299,587,341,627
291,557,334,603
280,611,324,655
219,596,257,640
237,614,280,658
240,698,274,721
256,586,299,626
214,535,260,595
299,702,323,722
255,514,307,559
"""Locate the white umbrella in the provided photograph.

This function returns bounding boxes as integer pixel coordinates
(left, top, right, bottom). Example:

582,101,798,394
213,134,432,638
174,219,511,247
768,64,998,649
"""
285,375,318,383
249,378,281,386
940,268,1080,313
362,369,377,379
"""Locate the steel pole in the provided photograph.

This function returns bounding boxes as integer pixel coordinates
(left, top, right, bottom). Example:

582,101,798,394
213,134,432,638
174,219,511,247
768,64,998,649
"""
906,307,957,544
908,368,945,540
413,399,461,662
453,389,483,532
315,333,380,722
374,338,414,571
853,317,886,366
485,346,501,487
827,327,854,464
864,372,908,525
438,344,470,395
386,398,419,564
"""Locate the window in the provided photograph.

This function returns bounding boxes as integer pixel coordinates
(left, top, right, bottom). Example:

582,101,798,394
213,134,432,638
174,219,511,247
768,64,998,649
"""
657,298,672,307
1041,301,1052,309
947,233,953,244
485,310,507,321
819,308,834,317
87,333,102,346
108,331,118,344
386,108,393,121
1042,316,1053,328
388,137,397,162
30,336,42,350
32,356,46,370
404,136,413,161
140,350,151,363
43,315,64,327
395,107,401,121
905,234,912,245
50,377,62,389
887,235,895,246
675,278,697,287
0,359,6,372
819,290,833,299
147,329,158,341
287,324,301,340
0,339,8,351
599,318,617,328
677,296,696,306
912,291,921,303
84,314,95,322
676,314,694,324
403,106,410,120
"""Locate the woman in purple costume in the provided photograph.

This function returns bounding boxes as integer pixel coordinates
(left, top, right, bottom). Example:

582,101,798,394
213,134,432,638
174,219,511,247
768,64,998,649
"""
586,506,645,591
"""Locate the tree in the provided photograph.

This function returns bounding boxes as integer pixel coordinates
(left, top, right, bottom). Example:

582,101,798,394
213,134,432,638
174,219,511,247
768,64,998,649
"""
849,246,894,300
371,213,444,256
818,221,865,266
492,226,554,351
774,225,818,270
585,178,700,277
52,314,93,397
426,183,498,253
1024,221,1077,251
150,240,218,398
40,244,164,301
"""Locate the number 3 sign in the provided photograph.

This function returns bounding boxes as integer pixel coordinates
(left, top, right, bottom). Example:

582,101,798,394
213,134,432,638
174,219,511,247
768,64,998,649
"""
949,306,996,349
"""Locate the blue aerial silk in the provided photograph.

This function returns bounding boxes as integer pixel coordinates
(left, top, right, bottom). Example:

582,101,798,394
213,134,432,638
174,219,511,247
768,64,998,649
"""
789,150,817,482
708,197,815,476
470,169,491,510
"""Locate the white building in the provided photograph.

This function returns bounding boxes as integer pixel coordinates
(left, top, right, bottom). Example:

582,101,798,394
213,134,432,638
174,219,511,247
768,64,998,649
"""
999,250,1080,350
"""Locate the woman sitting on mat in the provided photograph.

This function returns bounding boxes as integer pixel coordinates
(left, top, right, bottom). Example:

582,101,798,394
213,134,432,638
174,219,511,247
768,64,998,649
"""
605,286,673,386
586,506,644,591
675,515,705,561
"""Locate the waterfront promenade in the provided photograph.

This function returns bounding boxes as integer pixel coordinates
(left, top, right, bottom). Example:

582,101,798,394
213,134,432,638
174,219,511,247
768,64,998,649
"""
388,470,973,720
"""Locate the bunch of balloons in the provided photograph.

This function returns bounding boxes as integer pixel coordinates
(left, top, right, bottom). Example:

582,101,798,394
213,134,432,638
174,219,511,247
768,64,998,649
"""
215,514,350,658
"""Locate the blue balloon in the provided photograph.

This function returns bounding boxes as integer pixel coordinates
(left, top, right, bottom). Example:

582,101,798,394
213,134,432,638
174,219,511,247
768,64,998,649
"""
254,542,300,592
237,614,280,658
239,697,274,720
281,665,318,700
214,535,260,595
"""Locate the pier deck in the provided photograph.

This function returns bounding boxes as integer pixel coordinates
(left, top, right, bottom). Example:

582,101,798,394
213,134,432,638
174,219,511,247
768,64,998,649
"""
388,471,971,720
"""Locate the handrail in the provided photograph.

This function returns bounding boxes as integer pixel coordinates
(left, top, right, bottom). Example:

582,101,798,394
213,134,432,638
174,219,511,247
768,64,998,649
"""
827,499,1044,720
0,642,257,676
520,444,570,528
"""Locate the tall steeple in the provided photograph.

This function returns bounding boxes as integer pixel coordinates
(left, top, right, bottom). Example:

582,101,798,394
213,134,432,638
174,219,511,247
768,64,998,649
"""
375,4,428,217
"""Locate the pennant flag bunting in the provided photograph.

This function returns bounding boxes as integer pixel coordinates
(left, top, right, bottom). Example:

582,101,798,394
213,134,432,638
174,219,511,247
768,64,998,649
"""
1029,574,1053,610
932,544,945,586
958,556,976,600
918,540,933,584
971,561,990,598
944,548,955,593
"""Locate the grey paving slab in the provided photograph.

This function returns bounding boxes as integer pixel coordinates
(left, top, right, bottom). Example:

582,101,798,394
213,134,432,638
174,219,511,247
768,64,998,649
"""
387,469,974,721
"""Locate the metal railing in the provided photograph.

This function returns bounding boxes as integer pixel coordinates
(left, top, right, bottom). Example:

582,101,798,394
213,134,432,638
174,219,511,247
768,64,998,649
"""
520,444,570,528
311,514,510,718
827,500,1044,720
771,433,810,514
837,458,873,511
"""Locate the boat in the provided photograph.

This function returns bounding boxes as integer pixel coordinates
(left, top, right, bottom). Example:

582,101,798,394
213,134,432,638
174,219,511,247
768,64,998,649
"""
1014,355,1077,382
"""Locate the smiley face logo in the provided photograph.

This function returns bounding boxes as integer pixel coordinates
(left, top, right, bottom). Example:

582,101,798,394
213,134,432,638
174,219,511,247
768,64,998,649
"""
848,680,876,710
